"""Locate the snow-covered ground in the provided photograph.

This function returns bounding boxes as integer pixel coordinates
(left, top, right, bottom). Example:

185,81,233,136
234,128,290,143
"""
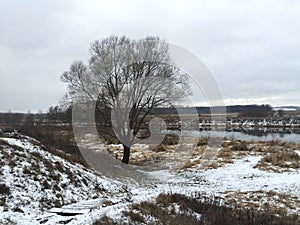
0,130,299,224
0,131,128,224
52,154,300,224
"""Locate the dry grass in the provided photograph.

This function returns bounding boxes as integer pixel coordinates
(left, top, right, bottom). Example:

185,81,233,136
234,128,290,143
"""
125,196,200,225
4,125,89,167
223,190,300,217
182,140,253,169
120,192,300,225
183,140,300,171
186,147,234,169
182,159,201,169
218,147,233,159
255,149,300,172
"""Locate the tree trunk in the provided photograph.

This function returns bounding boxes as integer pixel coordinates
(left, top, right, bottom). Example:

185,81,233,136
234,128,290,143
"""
122,144,130,164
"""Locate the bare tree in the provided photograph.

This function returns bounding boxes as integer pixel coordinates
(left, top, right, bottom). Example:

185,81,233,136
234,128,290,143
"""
61,36,191,164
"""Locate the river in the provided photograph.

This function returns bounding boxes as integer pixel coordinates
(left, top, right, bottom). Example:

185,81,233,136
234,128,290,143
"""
167,128,300,144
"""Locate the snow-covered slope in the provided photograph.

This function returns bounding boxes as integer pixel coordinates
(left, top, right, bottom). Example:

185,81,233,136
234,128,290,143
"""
0,130,127,224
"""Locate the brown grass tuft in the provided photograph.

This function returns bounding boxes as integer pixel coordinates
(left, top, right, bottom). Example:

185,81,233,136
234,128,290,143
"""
255,150,300,172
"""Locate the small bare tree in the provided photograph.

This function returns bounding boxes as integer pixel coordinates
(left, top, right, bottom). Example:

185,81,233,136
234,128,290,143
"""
61,36,191,164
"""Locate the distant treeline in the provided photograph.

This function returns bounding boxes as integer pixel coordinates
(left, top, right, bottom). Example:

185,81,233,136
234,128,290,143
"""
0,106,72,126
0,104,277,125
148,104,273,117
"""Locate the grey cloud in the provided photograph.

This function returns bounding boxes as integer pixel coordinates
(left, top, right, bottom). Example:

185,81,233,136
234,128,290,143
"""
0,0,299,111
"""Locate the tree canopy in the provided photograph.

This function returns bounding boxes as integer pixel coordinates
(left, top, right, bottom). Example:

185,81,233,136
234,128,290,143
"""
61,36,191,164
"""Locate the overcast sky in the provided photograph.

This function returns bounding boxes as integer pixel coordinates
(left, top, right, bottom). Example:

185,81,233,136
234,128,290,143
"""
0,0,299,112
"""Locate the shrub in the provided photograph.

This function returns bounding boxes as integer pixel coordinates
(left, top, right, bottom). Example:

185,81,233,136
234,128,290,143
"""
153,144,167,152
13,207,24,213
0,139,8,146
55,161,64,172
122,211,145,223
197,137,209,146
0,197,6,206
162,134,179,145
93,215,118,225
42,180,51,189
231,141,248,151
0,183,10,196
31,151,42,159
